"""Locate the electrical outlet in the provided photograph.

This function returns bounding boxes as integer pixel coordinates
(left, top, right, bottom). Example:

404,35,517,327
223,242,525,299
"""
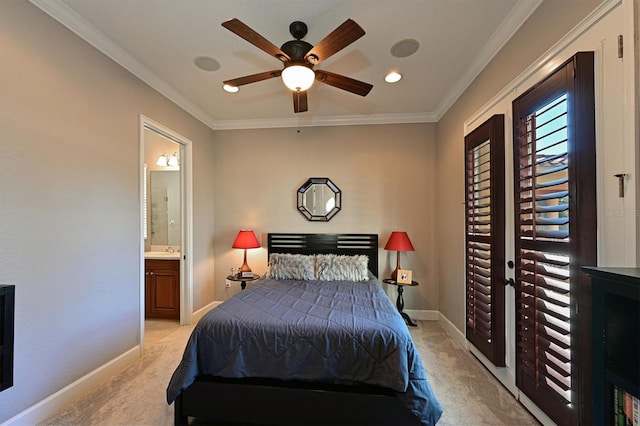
225,280,231,288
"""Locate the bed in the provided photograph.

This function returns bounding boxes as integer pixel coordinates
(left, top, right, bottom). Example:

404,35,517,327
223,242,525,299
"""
167,233,443,425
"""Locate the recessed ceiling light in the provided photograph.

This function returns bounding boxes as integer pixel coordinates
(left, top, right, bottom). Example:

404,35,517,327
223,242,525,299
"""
193,56,220,72
390,39,420,58
223,84,239,93
385,71,402,83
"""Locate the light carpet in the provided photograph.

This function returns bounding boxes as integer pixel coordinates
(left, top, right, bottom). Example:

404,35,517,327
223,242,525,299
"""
39,321,539,426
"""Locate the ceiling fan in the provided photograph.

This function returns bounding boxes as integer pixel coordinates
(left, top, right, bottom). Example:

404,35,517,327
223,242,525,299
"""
221,18,373,113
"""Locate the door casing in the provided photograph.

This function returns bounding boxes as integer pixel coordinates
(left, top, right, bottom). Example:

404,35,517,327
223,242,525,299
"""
139,114,193,353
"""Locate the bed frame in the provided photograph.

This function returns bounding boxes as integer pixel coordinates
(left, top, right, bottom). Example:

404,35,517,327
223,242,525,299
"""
173,233,421,426
267,233,379,277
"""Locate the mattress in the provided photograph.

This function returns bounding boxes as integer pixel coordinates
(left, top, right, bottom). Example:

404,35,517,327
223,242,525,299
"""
166,276,443,426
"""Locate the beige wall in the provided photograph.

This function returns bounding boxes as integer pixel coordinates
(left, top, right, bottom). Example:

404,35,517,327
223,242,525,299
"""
0,0,618,421
213,124,438,309
435,0,603,331
0,1,215,421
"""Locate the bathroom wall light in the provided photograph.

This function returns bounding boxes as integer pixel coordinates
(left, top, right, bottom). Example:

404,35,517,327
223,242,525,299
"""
167,152,179,167
156,152,179,167
156,154,168,167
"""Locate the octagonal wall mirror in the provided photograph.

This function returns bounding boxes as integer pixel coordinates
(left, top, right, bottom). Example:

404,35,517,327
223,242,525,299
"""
297,177,341,221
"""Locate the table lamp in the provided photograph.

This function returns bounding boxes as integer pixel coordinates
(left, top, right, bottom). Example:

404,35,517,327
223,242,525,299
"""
384,231,415,281
232,229,260,277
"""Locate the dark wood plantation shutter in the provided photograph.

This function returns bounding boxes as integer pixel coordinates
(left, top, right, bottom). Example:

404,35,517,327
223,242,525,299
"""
512,52,596,425
465,114,505,366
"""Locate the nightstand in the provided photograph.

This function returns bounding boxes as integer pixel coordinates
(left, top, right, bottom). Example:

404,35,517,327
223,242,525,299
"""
226,274,261,290
383,278,419,327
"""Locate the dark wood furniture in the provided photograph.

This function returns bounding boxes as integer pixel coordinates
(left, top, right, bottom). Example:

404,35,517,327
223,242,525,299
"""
267,233,378,277
145,259,180,320
172,233,423,426
383,279,419,327
584,267,640,426
0,285,15,393
226,274,260,290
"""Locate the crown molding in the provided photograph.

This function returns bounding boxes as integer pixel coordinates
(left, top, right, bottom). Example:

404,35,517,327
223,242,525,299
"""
433,0,543,120
465,0,620,130
29,0,219,130
211,111,438,130
29,0,533,131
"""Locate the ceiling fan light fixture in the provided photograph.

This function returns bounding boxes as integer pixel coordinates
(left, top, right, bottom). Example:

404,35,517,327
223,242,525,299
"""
223,84,239,93
385,71,403,83
282,64,315,92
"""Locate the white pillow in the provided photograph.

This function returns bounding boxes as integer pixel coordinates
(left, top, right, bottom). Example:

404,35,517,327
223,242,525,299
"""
267,253,315,280
315,254,369,282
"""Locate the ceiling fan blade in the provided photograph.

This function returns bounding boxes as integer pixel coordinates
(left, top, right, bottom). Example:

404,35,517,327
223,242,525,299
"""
293,90,308,113
222,18,290,62
315,70,373,96
304,19,365,65
223,70,282,87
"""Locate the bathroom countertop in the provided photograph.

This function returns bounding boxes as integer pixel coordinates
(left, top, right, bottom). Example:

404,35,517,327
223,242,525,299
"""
144,251,181,260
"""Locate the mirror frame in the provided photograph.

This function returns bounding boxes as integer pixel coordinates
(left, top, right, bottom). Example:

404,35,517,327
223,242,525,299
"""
297,177,341,221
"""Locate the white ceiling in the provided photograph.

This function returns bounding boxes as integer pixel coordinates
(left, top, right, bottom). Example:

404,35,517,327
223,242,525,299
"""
31,0,541,130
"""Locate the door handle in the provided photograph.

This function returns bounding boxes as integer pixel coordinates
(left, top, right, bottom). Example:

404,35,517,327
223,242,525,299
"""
504,278,515,287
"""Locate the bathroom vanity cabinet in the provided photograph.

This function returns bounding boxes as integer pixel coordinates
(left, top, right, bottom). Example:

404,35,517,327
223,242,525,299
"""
145,259,180,319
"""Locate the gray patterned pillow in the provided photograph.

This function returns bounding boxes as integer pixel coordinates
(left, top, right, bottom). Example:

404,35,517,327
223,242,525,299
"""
267,253,315,280
316,254,369,282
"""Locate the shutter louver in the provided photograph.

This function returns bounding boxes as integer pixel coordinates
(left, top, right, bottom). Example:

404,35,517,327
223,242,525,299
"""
465,115,505,366
513,52,596,425
515,93,573,404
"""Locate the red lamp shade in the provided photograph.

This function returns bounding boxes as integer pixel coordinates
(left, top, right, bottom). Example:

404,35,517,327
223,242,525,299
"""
232,229,260,249
384,231,414,280
232,230,260,274
384,231,415,252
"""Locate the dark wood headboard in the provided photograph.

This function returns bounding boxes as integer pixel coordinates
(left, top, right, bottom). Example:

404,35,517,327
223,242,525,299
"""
267,233,379,278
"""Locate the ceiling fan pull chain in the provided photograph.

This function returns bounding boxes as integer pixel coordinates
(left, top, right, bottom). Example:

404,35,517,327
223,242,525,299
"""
296,91,301,133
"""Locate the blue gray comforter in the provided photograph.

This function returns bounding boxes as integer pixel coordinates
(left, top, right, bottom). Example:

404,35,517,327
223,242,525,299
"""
166,276,443,425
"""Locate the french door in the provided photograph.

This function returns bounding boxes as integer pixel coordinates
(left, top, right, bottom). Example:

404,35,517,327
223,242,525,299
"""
465,114,506,367
466,52,597,425
512,52,597,425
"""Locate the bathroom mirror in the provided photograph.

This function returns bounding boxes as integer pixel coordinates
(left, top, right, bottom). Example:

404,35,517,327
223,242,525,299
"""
297,177,341,221
150,170,180,245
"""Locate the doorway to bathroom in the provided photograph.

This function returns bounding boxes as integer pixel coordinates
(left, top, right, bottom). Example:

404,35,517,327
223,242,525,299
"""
139,115,193,351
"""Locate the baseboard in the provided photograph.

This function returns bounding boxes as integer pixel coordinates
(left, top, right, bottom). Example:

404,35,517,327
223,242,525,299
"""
518,392,556,426
436,312,555,426
2,346,140,426
191,300,221,323
384,309,468,348
437,312,468,349
404,309,439,321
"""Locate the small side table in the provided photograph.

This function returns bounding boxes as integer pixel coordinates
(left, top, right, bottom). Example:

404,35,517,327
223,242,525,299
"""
227,274,260,290
383,279,419,327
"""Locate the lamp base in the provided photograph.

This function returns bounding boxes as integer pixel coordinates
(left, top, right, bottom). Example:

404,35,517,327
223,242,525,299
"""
390,267,400,281
390,250,401,281
239,250,253,277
